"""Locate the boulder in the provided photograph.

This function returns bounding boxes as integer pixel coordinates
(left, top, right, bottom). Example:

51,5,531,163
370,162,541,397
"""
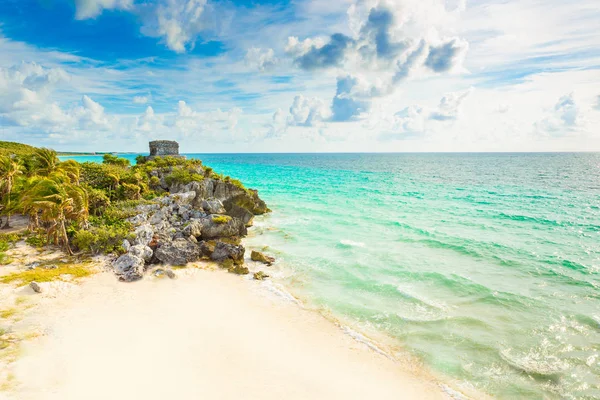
172,191,196,206
210,241,245,265
113,254,145,282
183,219,203,237
201,215,247,239
253,271,270,280
122,239,131,252
128,213,147,226
128,244,153,263
30,281,42,293
134,224,154,246
228,264,249,275
227,204,254,227
201,199,226,214
251,251,275,265
155,238,201,265
182,215,246,239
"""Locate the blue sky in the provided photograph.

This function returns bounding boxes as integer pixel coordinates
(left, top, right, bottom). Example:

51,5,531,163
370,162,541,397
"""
0,0,599,152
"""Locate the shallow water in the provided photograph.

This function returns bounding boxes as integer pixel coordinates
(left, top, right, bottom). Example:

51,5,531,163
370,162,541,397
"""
62,153,600,399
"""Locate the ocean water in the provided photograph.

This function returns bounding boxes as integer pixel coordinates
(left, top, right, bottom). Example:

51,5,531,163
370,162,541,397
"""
62,153,600,399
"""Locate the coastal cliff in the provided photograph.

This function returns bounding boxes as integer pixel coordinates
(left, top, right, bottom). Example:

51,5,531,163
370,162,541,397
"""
0,140,272,283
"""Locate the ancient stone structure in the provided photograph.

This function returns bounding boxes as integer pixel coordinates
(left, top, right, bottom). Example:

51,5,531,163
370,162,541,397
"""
149,140,180,156
147,140,185,160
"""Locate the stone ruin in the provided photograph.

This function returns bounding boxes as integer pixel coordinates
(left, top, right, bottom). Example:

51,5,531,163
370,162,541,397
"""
148,140,185,160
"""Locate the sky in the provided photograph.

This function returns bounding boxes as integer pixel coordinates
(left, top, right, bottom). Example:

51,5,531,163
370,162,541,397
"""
0,0,599,152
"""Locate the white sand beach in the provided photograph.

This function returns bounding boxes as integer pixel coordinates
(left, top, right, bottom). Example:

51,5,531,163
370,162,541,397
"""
3,268,448,400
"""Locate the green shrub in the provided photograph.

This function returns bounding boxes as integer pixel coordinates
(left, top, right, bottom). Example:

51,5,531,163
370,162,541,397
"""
121,183,141,200
102,154,130,167
0,242,9,252
164,167,204,186
0,233,20,244
73,225,134,255
149,176,161,188
85,186,111,216
25,233,47,248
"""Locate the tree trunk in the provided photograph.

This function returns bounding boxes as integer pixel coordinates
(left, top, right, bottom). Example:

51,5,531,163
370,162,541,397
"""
1,180,12,229
1,214,11,229
60,219,73,256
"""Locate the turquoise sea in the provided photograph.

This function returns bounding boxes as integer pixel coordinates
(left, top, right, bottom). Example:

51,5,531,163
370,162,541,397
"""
62,153,600,399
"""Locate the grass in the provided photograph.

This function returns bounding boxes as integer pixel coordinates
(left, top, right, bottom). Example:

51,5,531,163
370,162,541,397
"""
0,308,17,319
0,263,94,285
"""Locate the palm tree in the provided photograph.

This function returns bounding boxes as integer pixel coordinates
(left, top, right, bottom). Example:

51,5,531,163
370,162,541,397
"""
0,154,24,229
31,148,81,184
25,174,89,255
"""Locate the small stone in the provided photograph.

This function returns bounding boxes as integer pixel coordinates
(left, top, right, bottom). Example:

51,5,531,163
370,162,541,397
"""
228,265,249,275
165,270,176,279
250,251,275,265
43,264,58,270
253,271,270,280
153,268,167,278
122,239,131,252
30,281,42,293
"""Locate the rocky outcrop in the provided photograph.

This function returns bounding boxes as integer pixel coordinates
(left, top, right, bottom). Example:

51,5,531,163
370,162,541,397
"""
110,150,269,281
114,254,145,282
155,238,201,265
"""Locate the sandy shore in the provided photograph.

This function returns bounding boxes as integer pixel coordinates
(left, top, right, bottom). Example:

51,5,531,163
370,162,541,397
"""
2,267,449,400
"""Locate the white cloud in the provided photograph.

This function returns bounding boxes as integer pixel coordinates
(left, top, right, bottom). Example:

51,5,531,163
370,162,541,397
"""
245,48,278,72
594,95,600,111
287,95,332,127
133,95,149,104
74,0,133,20
535,93,580,136
429,89,472,121
141,0,212,53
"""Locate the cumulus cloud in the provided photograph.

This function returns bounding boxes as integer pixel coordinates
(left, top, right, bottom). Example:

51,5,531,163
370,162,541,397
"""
358,5,408,62
535,93,580,135
147,0,212,53
245,48,278,72
279,1,470,127
377,105,426,140
288,95,332,127
133,95,149,104
136,106,162,132
424,37,469,73
331,74,387,121
287,34,354,70
74,0,133,20
429,89,471,121
171,100,242,135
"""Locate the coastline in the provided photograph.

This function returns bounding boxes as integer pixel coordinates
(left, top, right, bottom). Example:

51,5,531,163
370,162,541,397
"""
2,260,450,400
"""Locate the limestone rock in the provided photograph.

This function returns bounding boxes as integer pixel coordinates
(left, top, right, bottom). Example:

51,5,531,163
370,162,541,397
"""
30,281,42,293
183,219,203,237
134,224,154,246
251,251,275,265
253,271,270,280
128,244,153,263
201,215,247,239
210,241,245,265
113,254,145,282
122,239,131,252
172,191,196,206
227,263,249,275
155,238,201,265
201,199,226,214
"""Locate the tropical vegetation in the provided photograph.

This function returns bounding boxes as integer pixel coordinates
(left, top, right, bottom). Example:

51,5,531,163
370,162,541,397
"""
0,141,251,258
